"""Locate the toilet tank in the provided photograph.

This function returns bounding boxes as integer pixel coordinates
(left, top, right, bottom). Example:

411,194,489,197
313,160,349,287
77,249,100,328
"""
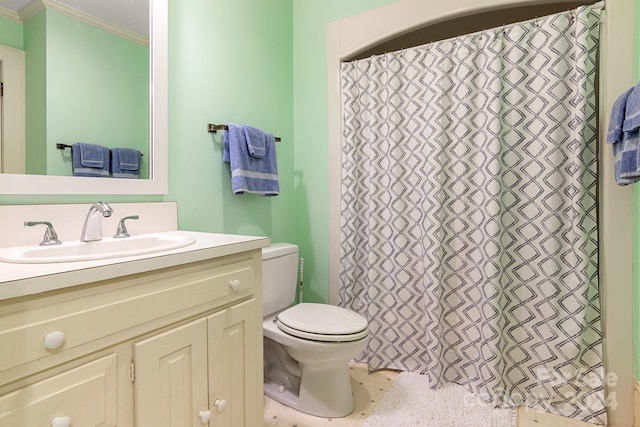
262,243,299,318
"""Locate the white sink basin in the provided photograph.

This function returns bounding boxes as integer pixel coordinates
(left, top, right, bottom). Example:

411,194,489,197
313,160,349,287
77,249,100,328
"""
0,233,196,264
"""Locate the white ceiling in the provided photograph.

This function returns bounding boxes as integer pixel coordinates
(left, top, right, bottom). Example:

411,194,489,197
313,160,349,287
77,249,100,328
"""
0,0,148,37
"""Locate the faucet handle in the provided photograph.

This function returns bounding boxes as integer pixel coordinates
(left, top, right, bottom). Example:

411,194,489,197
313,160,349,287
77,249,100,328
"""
25,221,62,246
114,215,139,238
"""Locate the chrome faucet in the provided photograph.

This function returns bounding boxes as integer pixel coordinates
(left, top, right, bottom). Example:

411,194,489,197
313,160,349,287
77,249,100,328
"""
80,202,113,242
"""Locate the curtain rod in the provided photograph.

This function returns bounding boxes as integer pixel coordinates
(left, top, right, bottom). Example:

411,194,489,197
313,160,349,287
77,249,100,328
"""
207,124,282,142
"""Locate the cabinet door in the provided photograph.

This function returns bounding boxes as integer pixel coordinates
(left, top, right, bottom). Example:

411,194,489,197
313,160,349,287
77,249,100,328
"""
134,319,209,427
207,298,263,427
0,354,117,426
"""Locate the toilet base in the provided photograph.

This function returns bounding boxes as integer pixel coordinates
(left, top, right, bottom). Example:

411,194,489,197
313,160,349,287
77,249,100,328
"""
264,363,355,418
262,314,367,418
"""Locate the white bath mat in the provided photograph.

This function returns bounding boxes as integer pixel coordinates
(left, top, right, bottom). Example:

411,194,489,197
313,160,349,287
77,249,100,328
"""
363,371,517,427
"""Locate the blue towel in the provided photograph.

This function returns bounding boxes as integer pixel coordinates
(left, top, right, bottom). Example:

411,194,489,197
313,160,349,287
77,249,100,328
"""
223,123,268,160
111,148,141,179
607,87,633,144
223,123,279,196
619,129,640,179
608,83,640,185
243,125,268,158
72,142,110,177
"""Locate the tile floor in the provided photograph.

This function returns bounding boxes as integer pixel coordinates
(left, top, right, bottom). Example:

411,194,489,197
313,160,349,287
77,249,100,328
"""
263,363,598,427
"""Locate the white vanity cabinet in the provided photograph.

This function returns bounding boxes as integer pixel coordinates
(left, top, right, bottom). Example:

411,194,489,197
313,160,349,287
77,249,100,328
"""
133,298,261,427
0,245,264,427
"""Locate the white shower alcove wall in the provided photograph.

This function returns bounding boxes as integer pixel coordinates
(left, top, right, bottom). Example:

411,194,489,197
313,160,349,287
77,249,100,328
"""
326,0,634,425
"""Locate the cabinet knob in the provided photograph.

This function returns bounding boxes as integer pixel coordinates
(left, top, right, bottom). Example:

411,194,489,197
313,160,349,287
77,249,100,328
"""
228,279,241,292
214,399,227,413
50,416,71,427
44,331,65,350
198,409,212,424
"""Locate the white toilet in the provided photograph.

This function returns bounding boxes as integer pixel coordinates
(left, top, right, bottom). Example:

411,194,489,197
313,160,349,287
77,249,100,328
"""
262,243,369,418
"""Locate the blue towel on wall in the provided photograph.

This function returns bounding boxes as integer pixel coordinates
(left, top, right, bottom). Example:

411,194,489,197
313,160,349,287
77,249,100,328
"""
607,87,633,143
624,87,640,132
71,142,110,177
608,83,640,185
223,123,279,196
111,148,141,179
243,125,268,158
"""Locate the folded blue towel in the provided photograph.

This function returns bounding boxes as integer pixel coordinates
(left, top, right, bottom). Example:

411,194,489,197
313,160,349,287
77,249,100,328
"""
72,142,110,177
243,125,268,158
223,123,269,160
607,87,633,144
111,148,141,179
608,83,640,185
624,85,640,132
223,123,279,196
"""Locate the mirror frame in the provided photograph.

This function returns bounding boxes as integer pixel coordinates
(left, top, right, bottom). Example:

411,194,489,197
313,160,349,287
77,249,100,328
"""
0,0,168,195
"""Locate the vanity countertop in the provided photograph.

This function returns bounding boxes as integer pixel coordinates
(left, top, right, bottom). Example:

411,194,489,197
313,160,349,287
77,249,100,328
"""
0,231,270,301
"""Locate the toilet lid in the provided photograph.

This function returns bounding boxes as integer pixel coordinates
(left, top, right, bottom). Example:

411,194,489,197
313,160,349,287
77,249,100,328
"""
276,303,368,342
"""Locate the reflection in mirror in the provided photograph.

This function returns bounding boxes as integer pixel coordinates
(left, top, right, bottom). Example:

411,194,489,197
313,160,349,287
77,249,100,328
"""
37,9,149,177
0,0,167,194
0,0,148,177
0,42,25,174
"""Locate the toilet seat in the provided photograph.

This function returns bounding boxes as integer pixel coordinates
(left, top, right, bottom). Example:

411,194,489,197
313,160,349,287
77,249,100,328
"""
276,303,368,342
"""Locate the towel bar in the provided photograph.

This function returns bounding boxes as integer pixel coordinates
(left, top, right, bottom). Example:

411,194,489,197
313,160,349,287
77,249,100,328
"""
207,124,281,142
56,143,143,156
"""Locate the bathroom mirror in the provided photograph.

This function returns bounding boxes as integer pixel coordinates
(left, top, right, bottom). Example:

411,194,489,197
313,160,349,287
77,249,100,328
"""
0,0,167,195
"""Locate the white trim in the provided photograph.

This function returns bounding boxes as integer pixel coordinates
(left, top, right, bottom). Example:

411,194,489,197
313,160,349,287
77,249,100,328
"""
0,44,25,174
327,0,634,425
0,6,21,23
16,0,43,23
20,0,148,46
148,0,167,191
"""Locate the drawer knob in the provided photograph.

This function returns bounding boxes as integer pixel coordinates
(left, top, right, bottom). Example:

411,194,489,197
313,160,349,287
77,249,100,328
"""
229,279,241,292
198,410,211,424
51,416,71,427
214,399,227,413
44,331,65,350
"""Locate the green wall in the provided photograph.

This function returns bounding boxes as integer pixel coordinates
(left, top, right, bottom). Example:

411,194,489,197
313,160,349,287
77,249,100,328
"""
167,0,402,302
0,15,23,49
291,0,399,302
166,0,295,242
23,11,46,176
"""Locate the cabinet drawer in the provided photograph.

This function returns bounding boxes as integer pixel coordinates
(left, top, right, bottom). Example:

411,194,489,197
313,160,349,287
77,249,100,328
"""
0,255,257,377
0,354,117,426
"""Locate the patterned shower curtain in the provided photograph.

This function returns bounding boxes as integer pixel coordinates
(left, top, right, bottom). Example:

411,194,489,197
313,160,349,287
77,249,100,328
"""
339,5,607,424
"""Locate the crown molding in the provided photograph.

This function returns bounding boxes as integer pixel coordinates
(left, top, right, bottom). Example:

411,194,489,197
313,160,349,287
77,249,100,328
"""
0,6,22,23
19,0,148,46
17,0,43,22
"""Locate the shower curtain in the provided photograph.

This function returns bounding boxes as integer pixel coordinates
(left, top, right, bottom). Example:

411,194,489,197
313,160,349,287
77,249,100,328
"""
339,5,606,424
